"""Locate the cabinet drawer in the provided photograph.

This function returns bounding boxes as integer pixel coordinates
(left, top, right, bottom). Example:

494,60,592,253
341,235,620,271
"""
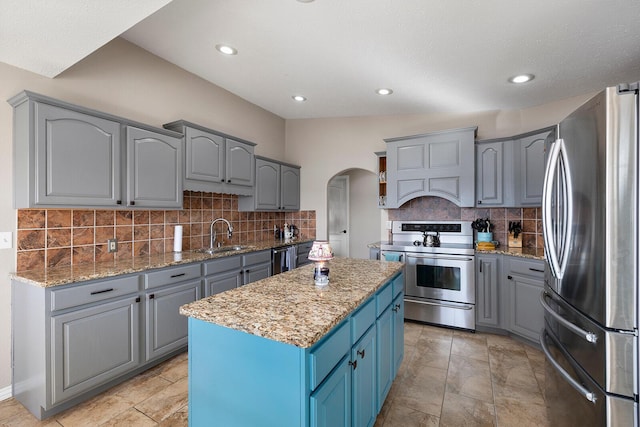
376,281,393,317
145,264,201,289
392,273,404,298
297,241,313,252
507,257,545,279
242,250,271,266
309,320,350,391
351,297,375,344
203,255,242,276
51,275,140,311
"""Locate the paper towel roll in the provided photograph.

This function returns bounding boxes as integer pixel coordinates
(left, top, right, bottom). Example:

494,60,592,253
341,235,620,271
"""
173,225,183,252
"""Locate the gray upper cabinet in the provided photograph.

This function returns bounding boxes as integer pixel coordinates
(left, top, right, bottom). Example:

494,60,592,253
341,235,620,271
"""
475,126,555,207
385,126,477,207
238,156,301,211
163,120,256,196
9,91,183,209
126,126,182,209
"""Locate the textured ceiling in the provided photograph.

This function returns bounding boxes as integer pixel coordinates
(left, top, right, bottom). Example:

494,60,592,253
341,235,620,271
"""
3,0,640,119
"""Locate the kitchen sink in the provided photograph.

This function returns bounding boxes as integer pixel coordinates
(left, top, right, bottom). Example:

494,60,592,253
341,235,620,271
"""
194,245,254,254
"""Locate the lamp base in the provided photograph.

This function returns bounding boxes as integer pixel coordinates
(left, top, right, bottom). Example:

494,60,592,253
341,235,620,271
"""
313,264,329,286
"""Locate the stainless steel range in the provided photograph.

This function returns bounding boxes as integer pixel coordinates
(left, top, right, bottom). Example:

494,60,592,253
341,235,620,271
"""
380,220,475,330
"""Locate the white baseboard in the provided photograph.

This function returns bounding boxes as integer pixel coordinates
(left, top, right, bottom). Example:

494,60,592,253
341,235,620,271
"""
0,385,12,401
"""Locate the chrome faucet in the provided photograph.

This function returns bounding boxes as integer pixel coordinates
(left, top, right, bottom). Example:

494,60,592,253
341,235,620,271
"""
210,218,233,248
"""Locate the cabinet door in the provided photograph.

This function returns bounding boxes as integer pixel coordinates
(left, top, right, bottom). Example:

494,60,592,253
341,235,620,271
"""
507,274,544,342
126,126,182,208
280,165,301,211
226,138,254,187
352,326,377,427
205,270,242,297
145,280,201,361
517,132,548,205
311,356,352,427
35,102,122,206
476,142,504,206
51,296,140,404
185,127,225,183
255,158,280,210
376,305,393,411
476,255,501,327
392,294,404,376
243,262,271,286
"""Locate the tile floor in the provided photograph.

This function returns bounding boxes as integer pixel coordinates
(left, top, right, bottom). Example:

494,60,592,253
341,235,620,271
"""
0,322,548,427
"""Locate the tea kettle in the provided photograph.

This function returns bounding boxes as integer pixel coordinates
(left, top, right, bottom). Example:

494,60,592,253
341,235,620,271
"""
423,231,440,247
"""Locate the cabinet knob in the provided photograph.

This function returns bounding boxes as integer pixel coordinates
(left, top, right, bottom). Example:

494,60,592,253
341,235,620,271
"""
135,297,141,303
116,200,122,205
149,294,155,299
130,201,135,206
227,179,231,183
507,275,513,280
348,360,357,370
477,200,482,204
221,179,225,182
357,349,365,359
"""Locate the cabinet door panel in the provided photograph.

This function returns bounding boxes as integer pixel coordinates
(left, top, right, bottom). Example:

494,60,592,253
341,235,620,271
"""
243,262,271,285
311,356,351,427
352,326,377,427
518,134,546,205
51,297,139,404
185,127,224,183
145,280,201,361
508,275,544,342
280,165,301,210
36,102,121,206
226,139,254,187
376,306,393,411
476,142,504,206
205,270,242,297
476,255,501,327
127,127,182,208
255,159,280,210
392,295,404,376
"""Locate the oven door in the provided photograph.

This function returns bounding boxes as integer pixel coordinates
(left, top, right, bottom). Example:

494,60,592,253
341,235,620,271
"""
405,253,474,304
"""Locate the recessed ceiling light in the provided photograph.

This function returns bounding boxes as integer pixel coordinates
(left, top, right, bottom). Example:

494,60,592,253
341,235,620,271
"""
292,95,307,102
215,44,237,55
509,74,535,84
376,88,393,95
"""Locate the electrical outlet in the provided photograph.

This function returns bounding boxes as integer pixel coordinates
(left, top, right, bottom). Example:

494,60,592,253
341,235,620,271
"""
0,232,12,249
107,238,118,253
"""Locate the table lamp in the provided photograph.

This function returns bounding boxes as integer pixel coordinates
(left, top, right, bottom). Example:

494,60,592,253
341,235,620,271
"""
308,240,334,286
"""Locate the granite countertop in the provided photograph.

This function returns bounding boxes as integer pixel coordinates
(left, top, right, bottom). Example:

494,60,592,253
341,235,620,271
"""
180,258,404,348
475,246,545,260
11,238,313,288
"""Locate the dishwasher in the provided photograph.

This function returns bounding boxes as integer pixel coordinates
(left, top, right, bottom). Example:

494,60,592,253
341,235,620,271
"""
272,245,297,275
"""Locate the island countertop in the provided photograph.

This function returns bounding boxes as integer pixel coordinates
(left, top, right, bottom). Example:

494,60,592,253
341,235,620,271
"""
179,258,404,348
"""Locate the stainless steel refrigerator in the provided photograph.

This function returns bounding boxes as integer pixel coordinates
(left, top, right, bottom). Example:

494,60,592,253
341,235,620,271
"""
540,84,638,426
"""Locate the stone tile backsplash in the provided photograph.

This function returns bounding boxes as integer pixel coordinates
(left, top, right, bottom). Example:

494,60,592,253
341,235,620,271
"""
16,191,316,271
387,196,543,249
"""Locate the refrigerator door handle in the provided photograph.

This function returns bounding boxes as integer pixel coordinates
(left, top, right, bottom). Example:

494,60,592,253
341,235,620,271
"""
540,329,598,403
540,291,598,343
543,138,563,278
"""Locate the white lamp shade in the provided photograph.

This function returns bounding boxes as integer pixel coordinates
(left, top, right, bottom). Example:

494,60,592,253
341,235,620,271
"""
308,240,334,261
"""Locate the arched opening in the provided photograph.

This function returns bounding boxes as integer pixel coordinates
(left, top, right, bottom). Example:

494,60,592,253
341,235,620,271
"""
327,168,379,258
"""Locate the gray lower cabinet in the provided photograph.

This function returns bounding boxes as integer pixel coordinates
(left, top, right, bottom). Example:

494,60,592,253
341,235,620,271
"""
504,256,545,342
126,126,183,209
203,255,243,297
297,241,314,267
163,120,256,196
9,91,184,209
238,156,301,211
51,295,140,405
475,254,501,328
385,126,477,208
144,279,201,361
475,127,555,207
242,250,272,285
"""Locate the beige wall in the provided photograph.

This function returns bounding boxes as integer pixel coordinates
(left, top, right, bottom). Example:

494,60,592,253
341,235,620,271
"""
343,169,380,258
285,93,595,240
0,34,599,394
0,38,286,391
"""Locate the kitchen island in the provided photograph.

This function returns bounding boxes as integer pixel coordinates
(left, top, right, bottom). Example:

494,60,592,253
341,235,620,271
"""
180,258,405,427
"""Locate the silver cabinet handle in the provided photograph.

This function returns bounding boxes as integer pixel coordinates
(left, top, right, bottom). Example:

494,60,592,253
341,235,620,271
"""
539,292,598,343
540,329,597,403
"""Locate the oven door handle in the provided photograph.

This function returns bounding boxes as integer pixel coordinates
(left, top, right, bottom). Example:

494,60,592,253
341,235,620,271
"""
405,254,474,262
404,297,473,310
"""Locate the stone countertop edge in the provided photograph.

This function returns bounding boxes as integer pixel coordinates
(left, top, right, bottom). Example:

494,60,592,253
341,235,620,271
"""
179,258,404,348
475,246,545,260
367,241,382,249
10,238,314,288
